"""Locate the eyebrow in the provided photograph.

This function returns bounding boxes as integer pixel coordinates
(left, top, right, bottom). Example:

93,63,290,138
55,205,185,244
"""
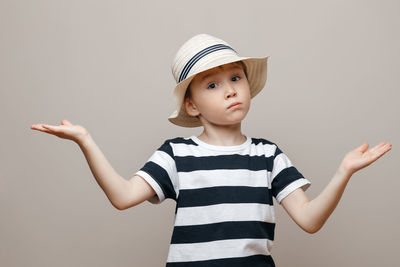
200,64,243,82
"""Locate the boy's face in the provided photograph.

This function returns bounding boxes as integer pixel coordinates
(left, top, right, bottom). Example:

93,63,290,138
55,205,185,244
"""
184,61,251,127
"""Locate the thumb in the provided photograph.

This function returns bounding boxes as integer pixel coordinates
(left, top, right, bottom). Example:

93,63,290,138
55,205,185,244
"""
356,143,369,152
61,119,73,126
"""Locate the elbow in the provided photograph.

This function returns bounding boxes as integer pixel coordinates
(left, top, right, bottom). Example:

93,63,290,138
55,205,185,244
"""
112,198,139,210
112,202,124,211
298,217,322,234
304,226,319,234
303,223,322,234
111,199,127,211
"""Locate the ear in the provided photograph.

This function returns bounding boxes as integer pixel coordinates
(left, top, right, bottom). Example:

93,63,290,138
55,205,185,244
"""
184,97,200,117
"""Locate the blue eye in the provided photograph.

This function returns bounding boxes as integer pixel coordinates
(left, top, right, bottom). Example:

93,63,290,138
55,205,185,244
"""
232,76,240,81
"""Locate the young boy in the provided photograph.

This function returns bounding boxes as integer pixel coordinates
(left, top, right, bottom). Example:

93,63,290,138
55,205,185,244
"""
31,33,392,267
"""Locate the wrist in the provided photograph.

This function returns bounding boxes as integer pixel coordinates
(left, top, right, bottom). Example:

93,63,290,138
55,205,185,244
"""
76,133,92,148
337,164,353,179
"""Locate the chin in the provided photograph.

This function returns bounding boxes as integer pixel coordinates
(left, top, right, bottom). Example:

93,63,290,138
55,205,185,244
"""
202,112,248,126
222,117,247,126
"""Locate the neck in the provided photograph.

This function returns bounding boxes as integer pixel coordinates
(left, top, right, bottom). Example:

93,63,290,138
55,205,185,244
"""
197,122,246,146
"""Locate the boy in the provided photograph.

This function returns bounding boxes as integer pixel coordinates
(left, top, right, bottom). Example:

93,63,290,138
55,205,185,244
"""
31,33,392,266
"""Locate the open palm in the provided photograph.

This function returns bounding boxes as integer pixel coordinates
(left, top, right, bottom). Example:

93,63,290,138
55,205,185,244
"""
341,142,392,175
30,119,89,143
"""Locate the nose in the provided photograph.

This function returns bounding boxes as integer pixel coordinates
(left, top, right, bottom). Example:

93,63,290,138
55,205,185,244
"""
224,83,237,99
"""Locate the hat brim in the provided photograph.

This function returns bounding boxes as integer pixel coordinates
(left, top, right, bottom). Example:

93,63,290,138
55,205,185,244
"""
168,55,269,128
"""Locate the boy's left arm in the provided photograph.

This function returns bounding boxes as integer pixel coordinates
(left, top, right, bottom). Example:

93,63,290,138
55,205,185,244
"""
280,142,392,234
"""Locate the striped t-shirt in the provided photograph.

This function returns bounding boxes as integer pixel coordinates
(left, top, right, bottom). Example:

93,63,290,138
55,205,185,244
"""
135,135,311,267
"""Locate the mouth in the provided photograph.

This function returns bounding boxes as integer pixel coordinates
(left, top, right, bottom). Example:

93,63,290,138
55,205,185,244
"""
228,102,242,109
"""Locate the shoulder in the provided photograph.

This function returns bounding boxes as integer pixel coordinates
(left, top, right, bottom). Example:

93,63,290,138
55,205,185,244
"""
248,136,284,158
156,136,197,156
161,136,197,147
249,136,276,146
249,136,278,150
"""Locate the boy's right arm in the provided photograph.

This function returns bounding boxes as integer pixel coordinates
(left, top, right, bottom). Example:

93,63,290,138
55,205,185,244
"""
78,134,156,210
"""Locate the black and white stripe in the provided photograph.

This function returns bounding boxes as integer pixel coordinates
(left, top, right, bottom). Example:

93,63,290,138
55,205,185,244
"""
135,136,311,267
178,44,237,83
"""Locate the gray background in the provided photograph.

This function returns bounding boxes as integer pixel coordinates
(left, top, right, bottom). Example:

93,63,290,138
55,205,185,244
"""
1,0,399,266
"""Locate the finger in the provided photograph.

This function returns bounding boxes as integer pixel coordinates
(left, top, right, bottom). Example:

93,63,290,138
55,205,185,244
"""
31,124,52,133
371,143,392,160
368,142,386,154
381,143,392,152
374,142,391,154
42,124,57,131
31,123,45,129
62,119,73,126
356,143,369,153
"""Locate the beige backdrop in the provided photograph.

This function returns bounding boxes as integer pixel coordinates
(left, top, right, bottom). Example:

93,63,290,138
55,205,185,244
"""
1,0,399,266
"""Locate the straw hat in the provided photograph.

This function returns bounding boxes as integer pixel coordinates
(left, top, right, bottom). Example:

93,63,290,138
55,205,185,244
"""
168,33,269,127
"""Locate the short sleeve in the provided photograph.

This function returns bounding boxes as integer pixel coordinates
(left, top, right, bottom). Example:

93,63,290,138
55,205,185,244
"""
271,144,311,204
135,139,179,204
